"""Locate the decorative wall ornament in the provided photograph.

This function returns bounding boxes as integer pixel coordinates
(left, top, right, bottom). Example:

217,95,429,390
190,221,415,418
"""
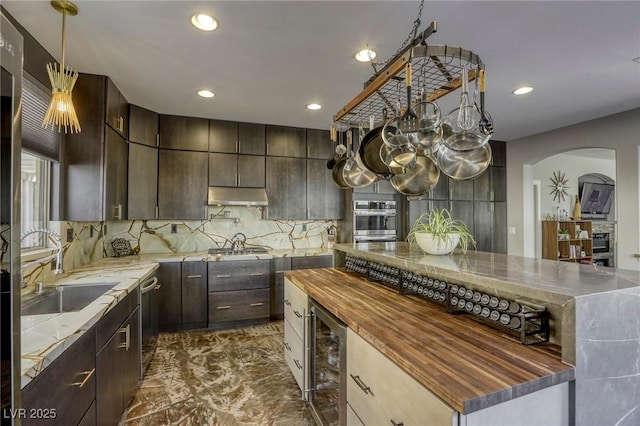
549,170,570,202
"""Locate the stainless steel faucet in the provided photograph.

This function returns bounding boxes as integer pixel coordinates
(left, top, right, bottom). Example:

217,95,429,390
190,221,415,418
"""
230,232,247,251
20,228,64,275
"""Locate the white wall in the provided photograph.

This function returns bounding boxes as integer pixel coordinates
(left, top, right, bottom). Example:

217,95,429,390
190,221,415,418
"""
506,108,640,270
532,151,616,219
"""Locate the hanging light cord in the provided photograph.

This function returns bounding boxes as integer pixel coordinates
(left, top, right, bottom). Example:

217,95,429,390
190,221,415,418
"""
371,0,425,73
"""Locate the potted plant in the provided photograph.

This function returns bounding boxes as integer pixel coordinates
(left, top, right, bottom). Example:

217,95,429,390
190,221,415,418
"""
407,208,476,255
558,229,570,240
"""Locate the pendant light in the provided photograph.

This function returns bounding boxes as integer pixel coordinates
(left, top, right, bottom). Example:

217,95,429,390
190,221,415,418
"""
42,0,81,133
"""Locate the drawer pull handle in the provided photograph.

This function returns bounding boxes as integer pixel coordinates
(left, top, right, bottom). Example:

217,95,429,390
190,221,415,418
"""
284,342,291,351
350,374,373,396
294,359,303,370
390,421,404,426
216,305,231,310
250,302,264,307
250,272,264,276
294,310,302,318
118,324,130,351
216,274,231,278
284,299,291,306
186,274,202,279
71,368,95,388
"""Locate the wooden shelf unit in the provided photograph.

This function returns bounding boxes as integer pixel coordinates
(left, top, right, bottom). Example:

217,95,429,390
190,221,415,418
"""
542,220,593,263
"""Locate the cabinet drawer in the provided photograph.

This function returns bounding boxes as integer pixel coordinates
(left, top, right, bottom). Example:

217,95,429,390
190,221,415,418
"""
96,288,139,350
284,278,307,339
284,318,305,392
22,327,96,426
347,329,456,426
208,260,270,291
208,288,270,323
291,255,333,270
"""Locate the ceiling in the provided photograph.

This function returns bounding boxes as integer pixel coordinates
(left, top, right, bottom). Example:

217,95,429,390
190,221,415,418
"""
4,1,640,141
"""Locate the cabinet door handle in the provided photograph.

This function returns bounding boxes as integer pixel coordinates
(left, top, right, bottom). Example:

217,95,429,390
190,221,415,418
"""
284,299,291,306
250,272,264,276
71,368,96,388
186,274,202,279
118,324,130,351
390,421,404,426
216,305,231,310
294,310,302,318
216,274,231,278
350,374,373,396
284,342,291,352
294,359,303,370
250,302,264,307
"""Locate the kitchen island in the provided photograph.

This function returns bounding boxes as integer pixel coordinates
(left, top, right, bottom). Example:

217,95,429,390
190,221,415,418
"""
321,242,640,426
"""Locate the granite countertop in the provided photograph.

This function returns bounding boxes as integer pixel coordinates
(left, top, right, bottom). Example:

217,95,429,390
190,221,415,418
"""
21,257,159,388
20,247,332,387
150,247,333,262
333,242,640,298
285,268,575,414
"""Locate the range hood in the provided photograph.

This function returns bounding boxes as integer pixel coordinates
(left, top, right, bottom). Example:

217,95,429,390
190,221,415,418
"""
207,187,269,207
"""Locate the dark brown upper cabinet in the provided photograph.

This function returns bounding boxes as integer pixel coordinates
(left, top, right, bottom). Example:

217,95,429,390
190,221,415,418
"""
159,115,209,151
238,122,266,155
489,140,506,167
106,78,129,139
129,104,158,147
306,128,333,159
208,119,238,153
266,125,306,158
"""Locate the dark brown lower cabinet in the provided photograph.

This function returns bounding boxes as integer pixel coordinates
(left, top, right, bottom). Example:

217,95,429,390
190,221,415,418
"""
208,259,270,329
270,255,333,320
208,288,270,323
157,262,182,331
158,261,208,331
96,301,140,426
21,325,97,426
181,261,208,328
78,400,96,426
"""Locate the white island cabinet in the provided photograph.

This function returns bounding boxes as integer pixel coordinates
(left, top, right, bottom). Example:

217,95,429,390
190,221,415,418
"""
283,277,309,398
347,328,569,426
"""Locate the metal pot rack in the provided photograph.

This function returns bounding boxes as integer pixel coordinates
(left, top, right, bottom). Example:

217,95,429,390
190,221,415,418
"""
333,21,485,129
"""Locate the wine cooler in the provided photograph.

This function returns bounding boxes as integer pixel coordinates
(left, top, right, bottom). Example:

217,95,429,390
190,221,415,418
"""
308,300,347,426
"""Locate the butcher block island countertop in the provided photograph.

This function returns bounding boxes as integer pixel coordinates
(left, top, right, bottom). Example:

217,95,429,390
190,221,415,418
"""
284,267,574,415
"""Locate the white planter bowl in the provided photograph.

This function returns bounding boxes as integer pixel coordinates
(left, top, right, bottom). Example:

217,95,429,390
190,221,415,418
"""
414,232,460,255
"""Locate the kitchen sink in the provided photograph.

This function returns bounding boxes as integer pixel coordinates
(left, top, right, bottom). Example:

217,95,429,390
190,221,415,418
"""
21,282,119,316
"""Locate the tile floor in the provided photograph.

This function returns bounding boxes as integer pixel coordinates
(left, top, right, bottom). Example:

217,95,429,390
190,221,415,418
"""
121,322,314,425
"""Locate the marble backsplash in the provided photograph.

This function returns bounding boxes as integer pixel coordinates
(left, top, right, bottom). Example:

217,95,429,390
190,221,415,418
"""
105,207,336,255
20,207,335,289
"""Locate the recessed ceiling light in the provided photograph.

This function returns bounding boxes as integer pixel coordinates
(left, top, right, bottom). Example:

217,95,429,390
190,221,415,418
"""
191,13,218,31
306,103,322,111
197,90,215,98
512,86,533,95
355,49,376,62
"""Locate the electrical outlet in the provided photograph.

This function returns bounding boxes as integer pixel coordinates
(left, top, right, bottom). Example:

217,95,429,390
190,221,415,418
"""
171,224,177,233
66,228,74,242
508,226,516,235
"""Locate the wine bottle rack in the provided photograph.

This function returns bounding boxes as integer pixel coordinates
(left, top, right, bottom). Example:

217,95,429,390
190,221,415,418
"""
344,254,549,345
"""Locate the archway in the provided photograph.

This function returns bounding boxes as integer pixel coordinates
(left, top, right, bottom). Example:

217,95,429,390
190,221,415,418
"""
528,148,616,261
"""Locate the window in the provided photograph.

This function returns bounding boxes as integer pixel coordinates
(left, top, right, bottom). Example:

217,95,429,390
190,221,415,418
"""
21,152,50,249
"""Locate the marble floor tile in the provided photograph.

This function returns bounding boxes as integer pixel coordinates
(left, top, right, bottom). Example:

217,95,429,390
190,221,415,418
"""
122,322,314,426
